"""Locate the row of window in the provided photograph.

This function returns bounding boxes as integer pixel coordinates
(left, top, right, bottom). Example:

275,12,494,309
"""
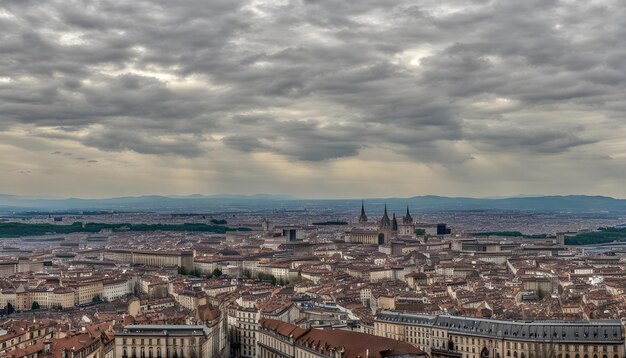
121,346,199,358
379,325,623,358
121,338,197,346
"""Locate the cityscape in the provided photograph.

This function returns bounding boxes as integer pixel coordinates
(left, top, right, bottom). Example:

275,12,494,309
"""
0,202,625,358
2,0,626,357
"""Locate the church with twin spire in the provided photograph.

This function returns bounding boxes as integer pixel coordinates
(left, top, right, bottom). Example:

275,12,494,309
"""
347,202,415,245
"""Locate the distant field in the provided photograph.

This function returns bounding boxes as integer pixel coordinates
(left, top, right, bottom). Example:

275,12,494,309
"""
565,227,626,245
0,222,251,238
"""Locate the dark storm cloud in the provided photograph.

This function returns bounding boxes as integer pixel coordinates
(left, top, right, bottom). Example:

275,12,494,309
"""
81,128,204,157
469,125,597,154
223,116,363,161
0,0,625,162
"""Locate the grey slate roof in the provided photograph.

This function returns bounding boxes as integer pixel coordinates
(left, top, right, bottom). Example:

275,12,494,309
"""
376,311,623,343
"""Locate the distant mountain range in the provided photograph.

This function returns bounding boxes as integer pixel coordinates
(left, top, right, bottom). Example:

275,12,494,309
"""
1,194,626,214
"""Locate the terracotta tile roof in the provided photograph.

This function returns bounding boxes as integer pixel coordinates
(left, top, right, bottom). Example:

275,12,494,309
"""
260,318,425,358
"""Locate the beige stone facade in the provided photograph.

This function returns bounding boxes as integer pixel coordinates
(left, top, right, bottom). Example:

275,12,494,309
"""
104,249,194,271
375,311,626,358
115,325,213,358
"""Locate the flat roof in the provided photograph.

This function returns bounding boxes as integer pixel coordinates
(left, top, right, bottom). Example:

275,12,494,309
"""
117,325,210,337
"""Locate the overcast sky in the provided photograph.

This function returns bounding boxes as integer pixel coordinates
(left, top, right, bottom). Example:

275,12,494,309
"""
1,0,625,199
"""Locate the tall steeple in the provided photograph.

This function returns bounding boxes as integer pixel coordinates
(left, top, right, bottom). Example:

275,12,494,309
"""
392,213,398,231
358,201,368,223
403,205,413,224
380,204,392,229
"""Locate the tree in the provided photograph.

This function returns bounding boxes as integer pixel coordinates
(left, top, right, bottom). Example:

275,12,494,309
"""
31,301,40,310
6,303,14,315
278,278,285,286
178,266,189,275
191,268,202,277
93,295,101,302
212,268,223,277
256,272,277,285
243,269,252,278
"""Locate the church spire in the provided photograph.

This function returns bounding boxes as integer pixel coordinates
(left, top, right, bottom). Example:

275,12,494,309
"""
380,204,392,229
358,200,368,223
403,205,413,224
392,213,398,231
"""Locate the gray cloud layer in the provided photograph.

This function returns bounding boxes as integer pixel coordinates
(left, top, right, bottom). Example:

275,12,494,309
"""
1,0,625,196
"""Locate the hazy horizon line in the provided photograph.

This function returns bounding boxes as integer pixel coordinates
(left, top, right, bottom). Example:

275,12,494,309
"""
1,193,624,201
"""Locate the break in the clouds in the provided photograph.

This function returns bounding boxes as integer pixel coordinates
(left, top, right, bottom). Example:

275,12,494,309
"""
1,0,626,198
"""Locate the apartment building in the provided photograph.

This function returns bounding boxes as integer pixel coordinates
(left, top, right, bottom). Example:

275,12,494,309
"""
375,311,625,358
104,250,194,271
0,321,56,355
228,304,261,358
115,325,213,358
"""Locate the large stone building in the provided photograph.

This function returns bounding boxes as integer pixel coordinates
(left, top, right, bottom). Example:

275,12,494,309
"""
398,206,416,236
0,279,108,311
346,205,398,245
0,258,44,277
115,325,217,358
375,311,625,358
258,318,427,358
228,304,260,358
103,278,134,301
0,321,56,355
104,250,194,271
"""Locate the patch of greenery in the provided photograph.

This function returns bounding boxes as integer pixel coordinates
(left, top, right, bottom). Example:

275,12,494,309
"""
414,228,426,235
257,272,278,286
565,227,626,245
0,222,251,238
0,222,88,237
